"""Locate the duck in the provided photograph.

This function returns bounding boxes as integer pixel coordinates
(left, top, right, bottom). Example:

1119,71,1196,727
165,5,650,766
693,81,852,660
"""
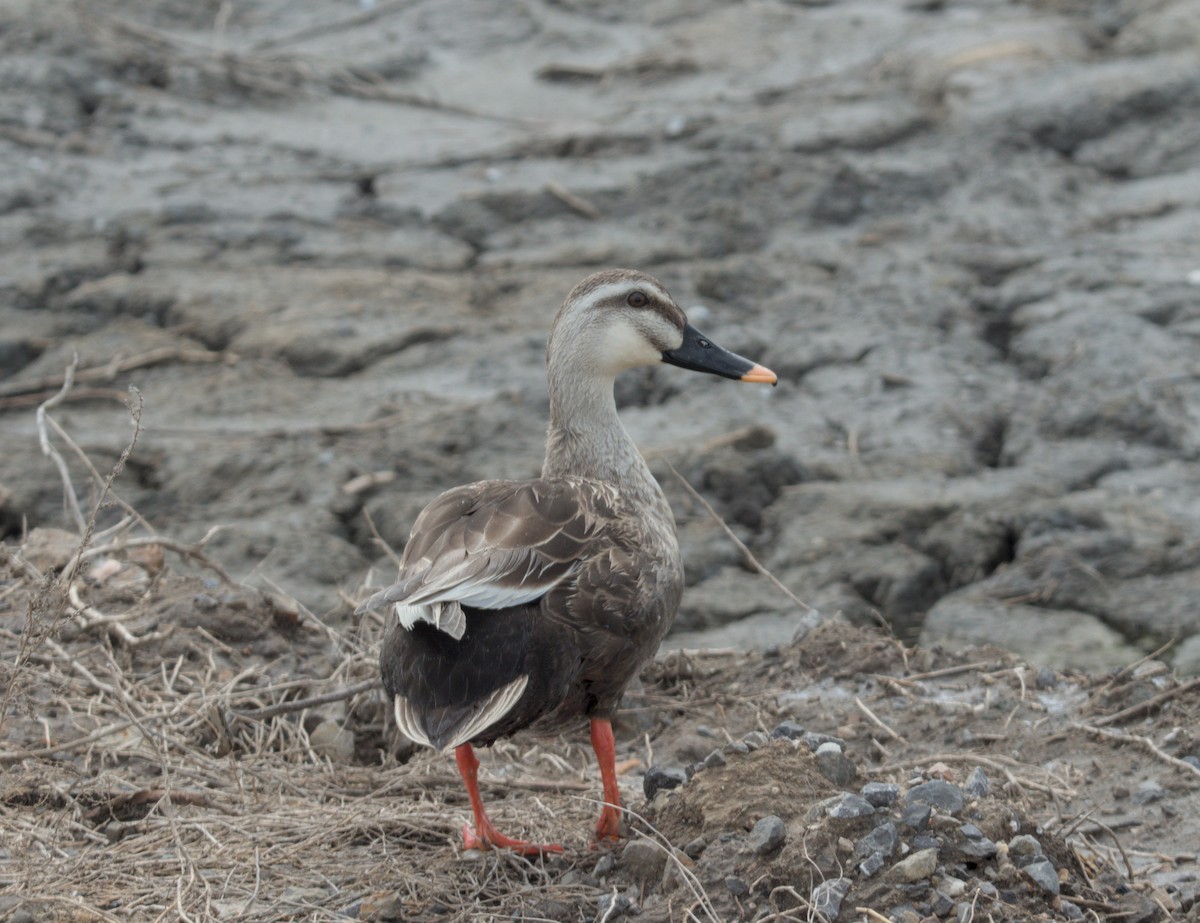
359,268,777,854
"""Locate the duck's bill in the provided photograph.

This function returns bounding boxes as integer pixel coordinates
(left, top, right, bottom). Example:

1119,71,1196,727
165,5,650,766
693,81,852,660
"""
661,322,778,385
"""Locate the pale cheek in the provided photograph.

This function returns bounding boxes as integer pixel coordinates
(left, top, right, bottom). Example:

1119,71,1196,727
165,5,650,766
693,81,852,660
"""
598,324,662,372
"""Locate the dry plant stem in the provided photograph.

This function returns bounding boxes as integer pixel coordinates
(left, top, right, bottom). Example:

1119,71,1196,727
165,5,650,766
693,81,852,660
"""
855,695,907,743
666,461,817,614
1090,676,1200,727
235,678,380,719
0,344,228,399
36,357,87,534
1076,723,1200,780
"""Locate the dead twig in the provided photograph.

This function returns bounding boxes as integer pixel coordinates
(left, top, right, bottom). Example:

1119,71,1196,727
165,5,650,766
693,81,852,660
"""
235,678,380,720
1090,676,1200,727
1075,723,1200,781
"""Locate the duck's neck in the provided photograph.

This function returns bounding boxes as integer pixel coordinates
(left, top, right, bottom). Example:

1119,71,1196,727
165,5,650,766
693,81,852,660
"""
542,366,671,519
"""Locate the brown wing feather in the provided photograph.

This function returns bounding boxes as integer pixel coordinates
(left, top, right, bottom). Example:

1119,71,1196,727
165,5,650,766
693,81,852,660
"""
365,478,618,612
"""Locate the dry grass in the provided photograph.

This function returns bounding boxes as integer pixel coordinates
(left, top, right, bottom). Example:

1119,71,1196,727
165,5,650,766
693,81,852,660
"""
0,373,612,922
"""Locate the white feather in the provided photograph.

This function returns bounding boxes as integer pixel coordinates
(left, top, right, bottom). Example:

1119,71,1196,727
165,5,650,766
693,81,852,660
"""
442,674,529,751
393,695,433,749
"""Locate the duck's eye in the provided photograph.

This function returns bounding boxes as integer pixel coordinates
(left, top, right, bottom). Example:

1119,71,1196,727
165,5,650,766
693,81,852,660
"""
627,290,649,308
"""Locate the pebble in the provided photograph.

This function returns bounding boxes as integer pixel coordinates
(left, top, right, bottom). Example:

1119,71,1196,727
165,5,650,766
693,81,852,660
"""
643,766,687,800
11,912,34,923
905,780,965,815
964,767,990,799
749,814,787,855
1061,898,1085,920
771,720,806,740
592,854,615,877
861,781,901,807
1035,666,1057,688
802,731,844,751
931,891,954,916
621,840,667,884
309,719,356,762
742,730,769,750
810,877,851,918
888,847,939,882
889,906,921,923
596,893,636,919
859,851,886,877
703,748,726,770
827,793,876,818
724,740,750,755
939,874,967,897
725,875,749,898
900,802,932,831
855,820,899,859
683,836,707,859
814,743,857,786
1008,834,1043,863
1183,755,1200,770
954,901,974,922
1023,856,1060,895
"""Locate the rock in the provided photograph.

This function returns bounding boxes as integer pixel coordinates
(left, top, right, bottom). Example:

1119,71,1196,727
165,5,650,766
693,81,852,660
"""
742,730,769,750
888,847,939,883
643,766,687,800
1023,857,1060,895
1132,779,1166,804
939,875,967,897
359,892,405,922
596,893,636,919
725,876,749,898
802,731,844,752
683,836,707,859
862,782,901,807
931,891,954,917
827,793,876,819
810,877,852,919
1061,899,1085,920
621,840,667,884
703,748,727,770
593,854,615,878
964,767,990,799
905,780,965,815
749,815,787,855
771,720,806,741
859,851,886,877
900,802,932,831
855,821,899,859
309,720,356,762
1008,834,1044,863
1174,634,1200,676
814,743,857,786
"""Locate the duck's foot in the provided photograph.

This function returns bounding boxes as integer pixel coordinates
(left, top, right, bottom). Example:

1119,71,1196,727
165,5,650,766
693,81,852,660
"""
592,804,622,844
590,717,625,845
461,821,564,856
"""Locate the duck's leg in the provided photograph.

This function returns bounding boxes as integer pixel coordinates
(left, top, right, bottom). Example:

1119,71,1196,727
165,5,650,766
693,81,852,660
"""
590,718,623,842
454,743,564,856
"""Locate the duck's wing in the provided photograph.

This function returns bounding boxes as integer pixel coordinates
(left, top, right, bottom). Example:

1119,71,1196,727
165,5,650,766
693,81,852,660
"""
359,478,616,637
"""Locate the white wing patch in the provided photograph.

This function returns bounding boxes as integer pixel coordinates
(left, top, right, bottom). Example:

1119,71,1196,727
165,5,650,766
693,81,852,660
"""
393,602,467,641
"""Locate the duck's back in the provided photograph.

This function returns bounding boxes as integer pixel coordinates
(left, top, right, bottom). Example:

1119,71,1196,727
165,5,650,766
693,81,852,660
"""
374,476,682,750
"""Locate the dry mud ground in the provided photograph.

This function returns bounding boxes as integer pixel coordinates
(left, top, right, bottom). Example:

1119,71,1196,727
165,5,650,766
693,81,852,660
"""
2,0,1200,920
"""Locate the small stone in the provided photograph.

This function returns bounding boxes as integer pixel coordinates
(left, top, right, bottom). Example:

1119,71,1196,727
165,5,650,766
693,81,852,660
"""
596,893,636,919
890,906,921,923
1183,755,1200,770
104,820,128,843
888,847,939,883
959,823,983,839
360,893,405,922
956,834,998,860
643,766,686,800
954,902,974,922
810,877,851,919
771,720,806,740
911,834,942,851
1023,857,1060,895
1132,779,1165,805
1008,834,1043,863
861,781,900,807
931,891,954,917
725,875,749,898
815,744,858,786
827,793,875,818
703,748,726,770
683,836,707,859
724,740,750,755
696,724,717,738
742,730,769,750
900,802,932,831
964,767,990,799
859,851,886,877
905,780,965,815
1061,899,1085,920
593,853,615,877
939,875,966,897
1035,666,1057,688
803,731,844,751
749,814,787,855
11,912,34,923
855,821,899,859
621,840,667,884
976,881,998,899
309,719,356,762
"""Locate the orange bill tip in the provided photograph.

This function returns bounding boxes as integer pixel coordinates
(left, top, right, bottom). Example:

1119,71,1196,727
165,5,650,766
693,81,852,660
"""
740,363,778,386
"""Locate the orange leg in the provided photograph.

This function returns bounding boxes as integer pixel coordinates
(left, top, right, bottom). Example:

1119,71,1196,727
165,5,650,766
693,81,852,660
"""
454,744,563,856
590,717,623,843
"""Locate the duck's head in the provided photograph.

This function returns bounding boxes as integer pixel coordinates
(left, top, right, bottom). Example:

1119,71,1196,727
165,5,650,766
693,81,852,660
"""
548,269,777,386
